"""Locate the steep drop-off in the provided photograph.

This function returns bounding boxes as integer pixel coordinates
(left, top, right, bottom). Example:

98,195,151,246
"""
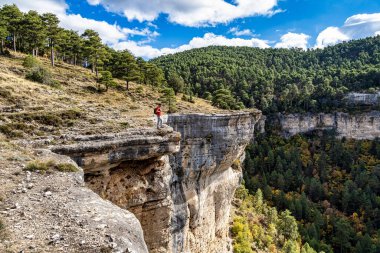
52,111,261,253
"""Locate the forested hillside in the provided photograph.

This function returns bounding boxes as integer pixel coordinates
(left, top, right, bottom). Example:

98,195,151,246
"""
244,131,380,252
0,4,164,89
152,37,380,113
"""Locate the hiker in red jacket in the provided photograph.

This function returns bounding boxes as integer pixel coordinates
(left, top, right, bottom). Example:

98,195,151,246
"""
154,103,163,129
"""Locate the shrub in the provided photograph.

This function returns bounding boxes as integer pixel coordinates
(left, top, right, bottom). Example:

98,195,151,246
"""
23,55,40,68
26,66,53,85
3,49,11,57
25,160,52,172
56,163,78,172
0,123,33,138
98,71,116,91
135,85,144,94
24,160,78,173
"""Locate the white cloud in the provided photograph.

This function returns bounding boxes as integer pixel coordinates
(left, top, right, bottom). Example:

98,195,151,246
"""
113,32,270,59
316,13,380,48
315,27,349,48
0,0,67,15
274,32,310,49
86,0,280,27
228,27,255,37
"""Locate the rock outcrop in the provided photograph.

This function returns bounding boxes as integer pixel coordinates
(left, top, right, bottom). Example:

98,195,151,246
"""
266,111,380,139
167,112,260,253
0,149,149,253
344,92,380,106
52,111,261,253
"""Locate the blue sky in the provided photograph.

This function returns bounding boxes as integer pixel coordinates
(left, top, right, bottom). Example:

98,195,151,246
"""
1,0,380,58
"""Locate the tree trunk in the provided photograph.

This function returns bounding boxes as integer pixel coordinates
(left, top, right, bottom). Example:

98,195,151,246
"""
13,34,16,52
51,43,55,67
0,39,3,54
74,55,77,66
126,80,129,90
95,56,98,77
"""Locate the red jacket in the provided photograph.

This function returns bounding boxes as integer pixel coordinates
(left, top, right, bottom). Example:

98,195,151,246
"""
155,107,162,116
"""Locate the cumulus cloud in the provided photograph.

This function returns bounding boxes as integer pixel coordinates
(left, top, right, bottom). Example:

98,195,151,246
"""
86,0,280,27
316,13,380,48
113,32,270,59
274,32,310,50
228,27,255,37
0,0,67,15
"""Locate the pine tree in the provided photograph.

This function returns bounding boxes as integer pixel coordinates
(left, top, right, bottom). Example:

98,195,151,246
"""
81,29,104,76
41,13,60,66
160,87,177,113
0,4,22,52
21,11,46,56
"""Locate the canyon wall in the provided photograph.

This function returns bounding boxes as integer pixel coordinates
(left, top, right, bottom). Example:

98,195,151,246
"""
52,111,261,253
167,112,260,253
266,111,380,139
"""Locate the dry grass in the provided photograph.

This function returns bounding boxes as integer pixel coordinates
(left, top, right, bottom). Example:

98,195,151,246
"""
0,52,225,139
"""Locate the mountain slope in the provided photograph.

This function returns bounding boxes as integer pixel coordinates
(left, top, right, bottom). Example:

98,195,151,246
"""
152,36,380,113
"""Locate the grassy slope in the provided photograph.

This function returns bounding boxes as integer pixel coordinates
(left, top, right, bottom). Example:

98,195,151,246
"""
0,53,224,140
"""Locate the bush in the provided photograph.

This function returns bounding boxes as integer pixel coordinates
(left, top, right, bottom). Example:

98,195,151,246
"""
135,85,144,94
3,49,11,57
56,163,78,172
23,55,40,68
0,123,33,138
25,160,52,172
26,66,53,85
98,71,116,91
24,160,78,173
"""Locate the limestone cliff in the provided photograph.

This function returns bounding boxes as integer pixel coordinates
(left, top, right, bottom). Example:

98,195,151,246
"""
167,112,260,253
266,111,380,139
52,111,260,253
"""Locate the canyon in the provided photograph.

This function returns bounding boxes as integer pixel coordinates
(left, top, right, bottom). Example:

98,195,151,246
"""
52,111,261,253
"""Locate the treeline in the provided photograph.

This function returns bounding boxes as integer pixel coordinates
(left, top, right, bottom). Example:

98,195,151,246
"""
152,37,380,113
0,4,164,89
244,132,380,252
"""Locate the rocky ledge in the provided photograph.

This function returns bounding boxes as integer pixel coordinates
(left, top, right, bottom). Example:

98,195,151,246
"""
50,111,261,253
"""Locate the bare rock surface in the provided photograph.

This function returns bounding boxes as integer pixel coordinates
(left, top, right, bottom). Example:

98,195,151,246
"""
0,148,148,253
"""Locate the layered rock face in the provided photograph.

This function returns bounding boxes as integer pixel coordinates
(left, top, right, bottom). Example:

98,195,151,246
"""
52,128,181,252
267,111,380,139
52,111,260,253
167,112,260,253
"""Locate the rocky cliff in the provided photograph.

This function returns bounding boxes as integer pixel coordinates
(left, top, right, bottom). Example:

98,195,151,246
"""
167,112,260,253
266,111,380,139
52,111,260,253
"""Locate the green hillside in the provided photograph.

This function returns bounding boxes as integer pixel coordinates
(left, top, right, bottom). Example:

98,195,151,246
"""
152,36,380,113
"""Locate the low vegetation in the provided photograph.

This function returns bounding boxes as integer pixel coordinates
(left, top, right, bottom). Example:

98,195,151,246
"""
24,160,78,173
